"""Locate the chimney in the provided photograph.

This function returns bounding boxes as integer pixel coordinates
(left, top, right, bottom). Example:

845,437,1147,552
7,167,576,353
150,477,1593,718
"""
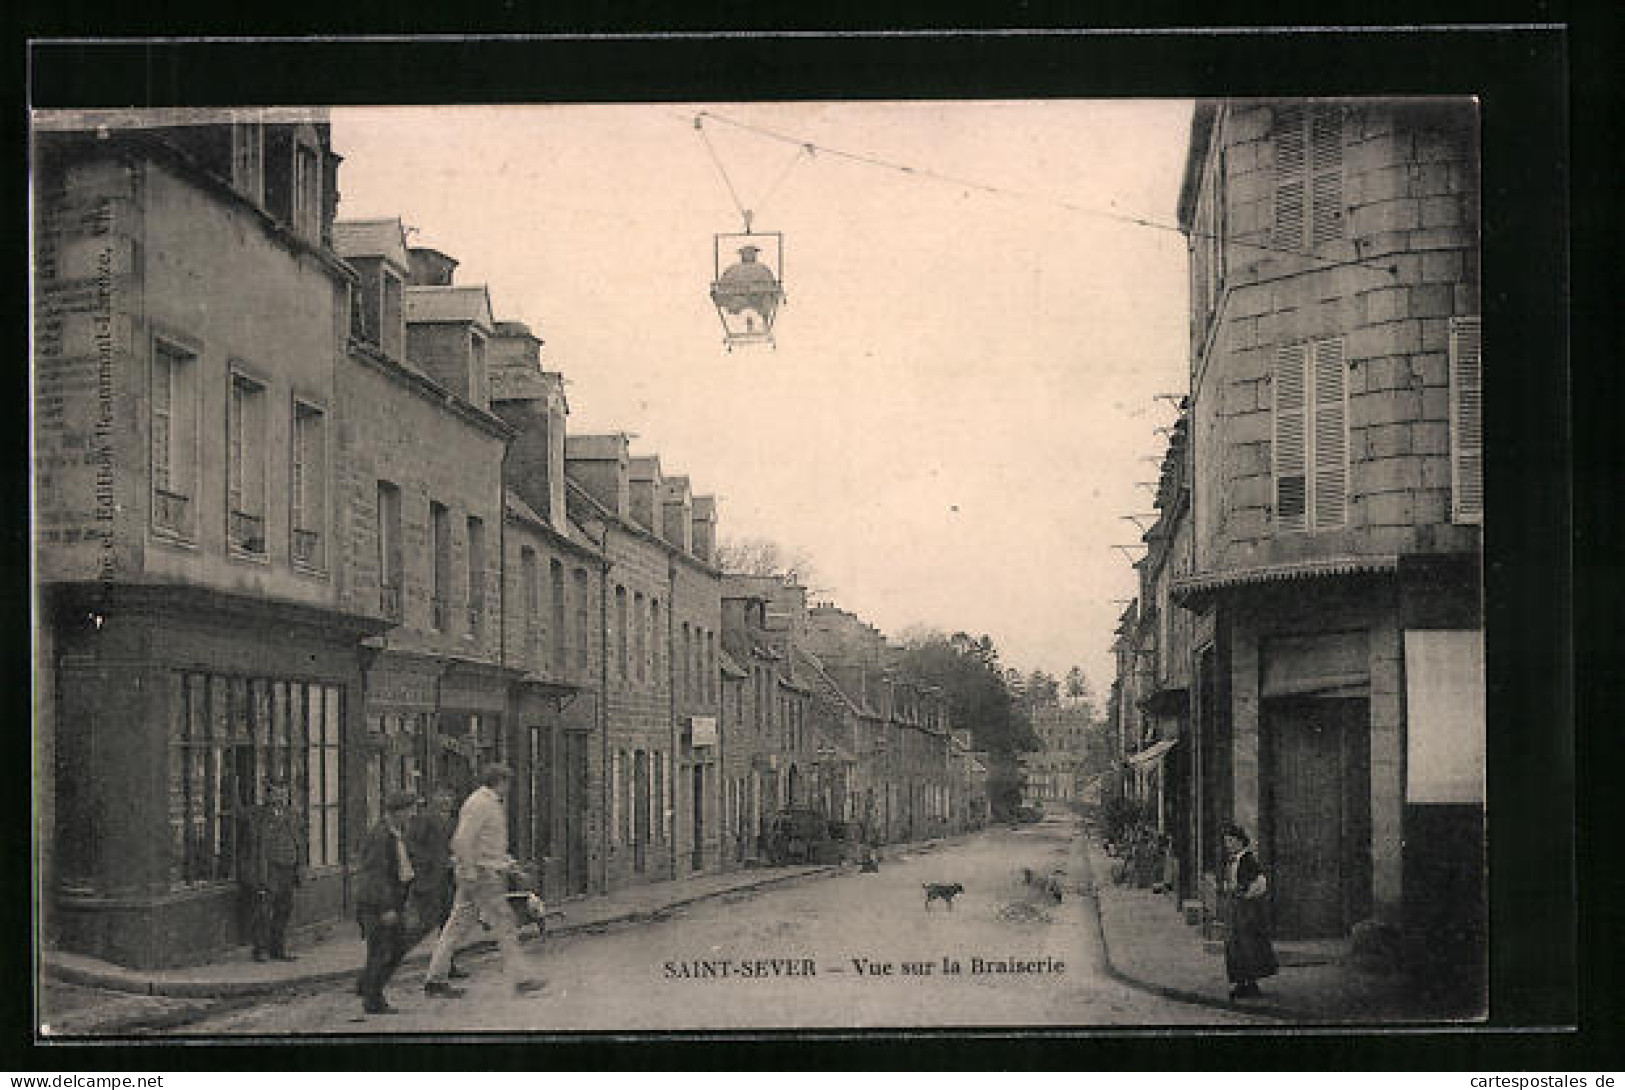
407,246,458,286
490,330,569,530
659,476,693,553
691,495,718,564
565,434,631,519
628,456,665,537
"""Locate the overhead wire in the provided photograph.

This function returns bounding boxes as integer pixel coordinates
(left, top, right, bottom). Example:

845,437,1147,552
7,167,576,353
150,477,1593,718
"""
685,107,1402,280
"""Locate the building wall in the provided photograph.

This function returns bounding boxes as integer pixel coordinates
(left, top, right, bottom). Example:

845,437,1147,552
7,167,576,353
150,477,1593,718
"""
1191,102,1481,577
670,556,723,871
35,148,351,607
336,351,506,662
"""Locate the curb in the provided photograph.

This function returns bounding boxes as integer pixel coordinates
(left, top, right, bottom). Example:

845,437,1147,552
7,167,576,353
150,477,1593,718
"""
1076,840,1292,1024
44,864,842,1002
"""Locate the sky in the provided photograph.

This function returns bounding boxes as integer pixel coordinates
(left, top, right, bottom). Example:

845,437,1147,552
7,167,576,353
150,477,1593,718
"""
330,101,1194,695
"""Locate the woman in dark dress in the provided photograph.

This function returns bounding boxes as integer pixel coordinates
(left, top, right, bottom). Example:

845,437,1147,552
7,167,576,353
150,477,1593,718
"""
1221,823,1278,1000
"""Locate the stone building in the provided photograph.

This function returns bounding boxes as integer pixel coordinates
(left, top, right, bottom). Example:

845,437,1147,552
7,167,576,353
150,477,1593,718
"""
1170,100,1483,983
331,221,517,851
34,111,376,967
565,437,723,890
489,319,605,900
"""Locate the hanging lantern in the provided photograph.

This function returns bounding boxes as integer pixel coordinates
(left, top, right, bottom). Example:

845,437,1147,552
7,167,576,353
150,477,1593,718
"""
710,227,784,351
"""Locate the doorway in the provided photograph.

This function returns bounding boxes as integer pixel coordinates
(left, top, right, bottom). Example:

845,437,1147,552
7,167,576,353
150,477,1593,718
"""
1263,697,1372,938
562,730,589,895
691,763,706,871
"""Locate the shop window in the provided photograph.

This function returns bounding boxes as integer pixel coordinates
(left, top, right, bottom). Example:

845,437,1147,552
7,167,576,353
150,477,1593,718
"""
169,672,344,886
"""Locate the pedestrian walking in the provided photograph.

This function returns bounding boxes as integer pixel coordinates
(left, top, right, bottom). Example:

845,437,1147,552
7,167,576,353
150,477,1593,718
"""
404,787,469,973
422,764,544,998
1220,823,1278,1000
355,791,421,1015
241,778,304,962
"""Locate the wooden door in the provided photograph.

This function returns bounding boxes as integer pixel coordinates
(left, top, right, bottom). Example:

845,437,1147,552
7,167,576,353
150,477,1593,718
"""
1264,697,1371,938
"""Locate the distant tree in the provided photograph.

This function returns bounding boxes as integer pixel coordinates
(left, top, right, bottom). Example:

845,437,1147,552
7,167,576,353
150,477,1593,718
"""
900,630,1038,762
713,535,824,592
1064,665,1097,721
1025,669,1060,710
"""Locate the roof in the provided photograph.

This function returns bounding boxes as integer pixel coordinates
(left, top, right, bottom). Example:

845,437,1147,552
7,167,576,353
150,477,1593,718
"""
405,285,494,331
332,218,411,271
1171,555,1400,606
504,490,602,558
793,647,864,718
718,649,748,679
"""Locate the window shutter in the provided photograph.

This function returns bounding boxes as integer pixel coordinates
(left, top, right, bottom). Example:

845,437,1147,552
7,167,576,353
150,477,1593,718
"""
151,353,172,492
1450,317,1484,522
1272,105,1307,251
1273,342,1309,531
1309,108,1345,245
1312,337,1349,528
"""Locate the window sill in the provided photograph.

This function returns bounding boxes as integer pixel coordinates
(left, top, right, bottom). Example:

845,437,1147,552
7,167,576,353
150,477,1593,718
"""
149,528,199,551
228,546,271,566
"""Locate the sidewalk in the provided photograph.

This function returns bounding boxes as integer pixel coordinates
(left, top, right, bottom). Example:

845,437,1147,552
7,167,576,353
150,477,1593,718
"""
1079,838,1482,1025
44,860,840,1003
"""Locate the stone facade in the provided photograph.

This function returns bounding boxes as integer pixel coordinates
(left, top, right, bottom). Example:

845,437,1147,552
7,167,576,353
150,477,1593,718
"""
1155,100,1484,990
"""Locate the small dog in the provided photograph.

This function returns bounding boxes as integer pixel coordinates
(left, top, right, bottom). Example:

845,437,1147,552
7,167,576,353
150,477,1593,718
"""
923,882,965,910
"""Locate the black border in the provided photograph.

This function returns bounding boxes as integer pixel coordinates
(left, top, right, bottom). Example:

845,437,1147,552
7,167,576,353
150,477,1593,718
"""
10,19,1603,1072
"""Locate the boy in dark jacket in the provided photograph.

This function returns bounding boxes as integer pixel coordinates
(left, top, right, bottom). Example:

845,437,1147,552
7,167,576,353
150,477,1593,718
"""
355,791,421,1015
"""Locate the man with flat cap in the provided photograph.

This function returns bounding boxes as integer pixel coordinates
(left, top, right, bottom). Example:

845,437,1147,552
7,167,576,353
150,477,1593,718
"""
355,790,422,1015
241,778,304,962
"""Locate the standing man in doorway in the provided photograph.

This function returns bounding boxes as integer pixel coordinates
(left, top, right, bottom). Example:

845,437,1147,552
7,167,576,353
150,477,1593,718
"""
242,778,304,962
422,763,544,998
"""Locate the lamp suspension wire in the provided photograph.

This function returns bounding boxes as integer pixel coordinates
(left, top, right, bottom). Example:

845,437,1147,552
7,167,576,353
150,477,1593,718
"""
695,112,815,233
689,107,1402,280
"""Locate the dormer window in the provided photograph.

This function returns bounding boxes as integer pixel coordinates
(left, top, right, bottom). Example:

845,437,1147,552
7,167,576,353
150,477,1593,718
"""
292,138,321,242
230,123,264,207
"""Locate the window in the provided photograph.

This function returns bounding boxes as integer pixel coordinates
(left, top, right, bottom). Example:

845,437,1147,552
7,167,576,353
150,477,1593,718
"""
573,569,589,670
168,672,343,886
431,503,451,631
551,560,567,673
230,122,264,206
291,402,326,570
682,624,692,702
377,482,402,620
522,547,541,659
707,631,716,703
1450,316,1483,524
650,598,662,684
228,372,267,555
634,591,647,683
1272,104,1344,251
151,338,197,539
467,516,486,640
292,140,321,241
1273,337,1347,532
616,586,629,681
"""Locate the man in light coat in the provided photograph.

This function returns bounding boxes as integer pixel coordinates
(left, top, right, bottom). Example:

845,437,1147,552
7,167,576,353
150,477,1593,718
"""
422,763,543,997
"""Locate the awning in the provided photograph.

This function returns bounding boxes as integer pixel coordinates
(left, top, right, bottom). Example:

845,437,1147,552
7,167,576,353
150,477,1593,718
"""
1127,737,1178,768
1171,555,1399,607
